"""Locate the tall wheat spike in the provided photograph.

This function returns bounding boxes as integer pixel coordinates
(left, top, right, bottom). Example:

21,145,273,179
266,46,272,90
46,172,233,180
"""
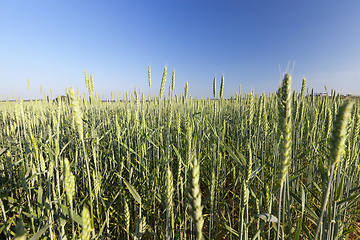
184,81,189,100
220,74,224,100
64,158,75,202
27,79,30,92
82,206,91,240
314,100,354,239
278,73,292,186
276,73,292,240
328,100,354,170
213,77,216,99
188,154,204,240
300,78,306,100
171,70,175,91
166,163,174,239
69,88,84,141
159,66,167,99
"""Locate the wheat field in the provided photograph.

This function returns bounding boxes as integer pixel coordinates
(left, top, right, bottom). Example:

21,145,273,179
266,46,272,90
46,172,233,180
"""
0,68,359,239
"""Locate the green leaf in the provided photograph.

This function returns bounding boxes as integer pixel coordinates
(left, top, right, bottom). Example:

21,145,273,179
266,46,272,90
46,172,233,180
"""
146,134,159,148
72,211,83,226
6,196,16,204
337,192,360,206
37,186,43,218
15,218,25,238
289,174,300,184
97,221,107,238
319,158,327,184
172,145,183,166
289,191,318,220
122,178,141,205
22,212,38,220
119,141,141,158
301,185,305,217
251,222,266,239
223,145,245,169
334,175,345,202
296,148,314,160
26,173,40,183
224,224,239,237
29,224,51,240
60,204,70,216
349,185,360,194
37,140,55,156
0,148,7,156
337,193,360,215
37,187,43,207
0,223,5,235
59,204,82,226
342,227,358,235
294,217,302,240
313,182,322,193
249,164,265,179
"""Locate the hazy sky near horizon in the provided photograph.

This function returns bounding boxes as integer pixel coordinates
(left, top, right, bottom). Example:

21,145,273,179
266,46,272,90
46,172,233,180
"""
1,0,359,100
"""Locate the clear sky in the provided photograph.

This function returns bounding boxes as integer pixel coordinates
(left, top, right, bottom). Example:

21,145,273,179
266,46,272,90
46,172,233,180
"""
1,0,360,100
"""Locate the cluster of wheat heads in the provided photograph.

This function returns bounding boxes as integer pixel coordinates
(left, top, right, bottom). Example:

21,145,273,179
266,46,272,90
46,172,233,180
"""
0,68,360,239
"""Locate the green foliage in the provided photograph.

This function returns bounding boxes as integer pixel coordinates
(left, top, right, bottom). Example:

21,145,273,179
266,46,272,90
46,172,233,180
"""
0,70,359,239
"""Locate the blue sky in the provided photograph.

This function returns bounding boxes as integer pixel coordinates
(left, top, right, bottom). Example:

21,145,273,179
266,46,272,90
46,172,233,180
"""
1,0,359,100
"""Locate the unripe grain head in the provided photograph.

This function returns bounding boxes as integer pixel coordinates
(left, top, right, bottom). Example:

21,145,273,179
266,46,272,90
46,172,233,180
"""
69,88,84,141
82,206,91,240
278,73,292,186
159,66,167,99
329,100,354,171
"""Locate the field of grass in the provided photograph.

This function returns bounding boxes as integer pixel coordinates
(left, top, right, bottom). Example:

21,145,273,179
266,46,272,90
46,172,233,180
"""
1,68,360,239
